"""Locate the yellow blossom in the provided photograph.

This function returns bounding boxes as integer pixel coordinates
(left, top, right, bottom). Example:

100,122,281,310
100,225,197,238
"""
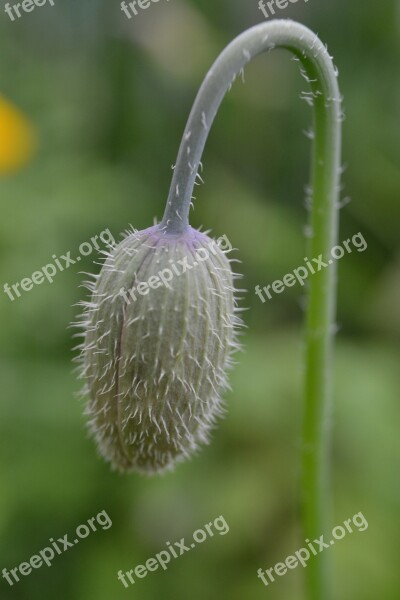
0,95,37,175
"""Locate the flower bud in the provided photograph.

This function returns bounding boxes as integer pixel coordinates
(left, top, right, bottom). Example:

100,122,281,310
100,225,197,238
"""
75,224,243,474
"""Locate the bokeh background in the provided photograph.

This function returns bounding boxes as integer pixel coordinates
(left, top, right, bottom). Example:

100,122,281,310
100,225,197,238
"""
1,0,399,599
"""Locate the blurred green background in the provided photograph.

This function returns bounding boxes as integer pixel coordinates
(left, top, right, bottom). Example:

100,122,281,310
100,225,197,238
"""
0,0,399,599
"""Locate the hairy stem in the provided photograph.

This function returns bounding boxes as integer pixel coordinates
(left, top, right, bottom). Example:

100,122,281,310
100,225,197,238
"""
161,19,341,600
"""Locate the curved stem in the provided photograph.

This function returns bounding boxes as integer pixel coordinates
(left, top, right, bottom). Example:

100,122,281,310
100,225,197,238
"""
161,19,341,600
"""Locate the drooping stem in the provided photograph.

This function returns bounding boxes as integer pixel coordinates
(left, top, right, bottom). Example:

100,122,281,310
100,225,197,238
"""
161,20,341,600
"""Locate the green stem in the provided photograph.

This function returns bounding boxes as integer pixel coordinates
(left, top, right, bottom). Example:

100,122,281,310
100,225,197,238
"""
161,20,341,600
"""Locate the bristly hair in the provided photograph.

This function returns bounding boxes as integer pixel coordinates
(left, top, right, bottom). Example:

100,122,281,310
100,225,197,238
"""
72,224,245,475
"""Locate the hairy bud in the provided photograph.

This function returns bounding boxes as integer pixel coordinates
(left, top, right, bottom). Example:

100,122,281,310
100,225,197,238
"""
74,224,243,474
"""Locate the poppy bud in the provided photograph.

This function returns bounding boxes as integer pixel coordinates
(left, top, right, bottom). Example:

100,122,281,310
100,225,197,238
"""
75,224,242,474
